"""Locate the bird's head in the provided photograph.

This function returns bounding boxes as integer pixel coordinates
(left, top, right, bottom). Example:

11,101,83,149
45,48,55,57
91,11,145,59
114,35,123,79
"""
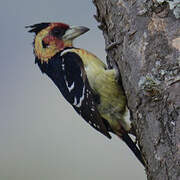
26,22,89,62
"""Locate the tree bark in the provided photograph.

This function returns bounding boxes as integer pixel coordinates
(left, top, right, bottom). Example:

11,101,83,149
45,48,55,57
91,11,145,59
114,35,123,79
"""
92,0,180,179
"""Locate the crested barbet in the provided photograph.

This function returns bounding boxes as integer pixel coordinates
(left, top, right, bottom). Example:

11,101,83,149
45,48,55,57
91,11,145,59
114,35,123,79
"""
27,22,145,166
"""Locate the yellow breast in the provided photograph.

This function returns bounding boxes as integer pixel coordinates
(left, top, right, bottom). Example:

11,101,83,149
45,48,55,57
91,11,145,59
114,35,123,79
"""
62,48,130,131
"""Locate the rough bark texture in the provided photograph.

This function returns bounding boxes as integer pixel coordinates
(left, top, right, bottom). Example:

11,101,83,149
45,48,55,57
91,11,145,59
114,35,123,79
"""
93,0,180,179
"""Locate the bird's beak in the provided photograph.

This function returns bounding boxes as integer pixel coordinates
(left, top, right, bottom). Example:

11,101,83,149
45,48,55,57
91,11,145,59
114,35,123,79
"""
62,26,90,40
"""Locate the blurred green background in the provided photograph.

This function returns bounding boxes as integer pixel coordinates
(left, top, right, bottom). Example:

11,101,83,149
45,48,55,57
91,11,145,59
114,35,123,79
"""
0,0,145,179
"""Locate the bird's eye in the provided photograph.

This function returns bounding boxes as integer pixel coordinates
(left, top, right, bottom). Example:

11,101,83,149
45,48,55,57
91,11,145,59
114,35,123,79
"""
51,27,66,38
42,40,48,48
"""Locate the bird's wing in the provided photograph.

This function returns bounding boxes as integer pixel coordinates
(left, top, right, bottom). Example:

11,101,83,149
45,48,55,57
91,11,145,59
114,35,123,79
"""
60,51,111,138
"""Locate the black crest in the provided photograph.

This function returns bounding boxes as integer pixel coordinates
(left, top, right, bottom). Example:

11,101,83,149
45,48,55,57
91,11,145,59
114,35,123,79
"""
26,23,50,34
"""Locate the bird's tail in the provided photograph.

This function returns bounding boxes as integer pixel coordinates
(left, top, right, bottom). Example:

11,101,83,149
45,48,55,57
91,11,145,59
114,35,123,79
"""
117,132,145,167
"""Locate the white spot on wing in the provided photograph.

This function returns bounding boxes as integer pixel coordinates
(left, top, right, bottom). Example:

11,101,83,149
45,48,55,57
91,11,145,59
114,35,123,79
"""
65,78,69,89
75,86,85,107
73,97,77,106
61,57,65,70
62,63,65,70
91,107,95,111
68,82,75,92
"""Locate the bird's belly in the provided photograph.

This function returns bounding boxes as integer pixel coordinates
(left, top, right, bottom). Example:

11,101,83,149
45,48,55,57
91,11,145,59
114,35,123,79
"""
93,70,131,132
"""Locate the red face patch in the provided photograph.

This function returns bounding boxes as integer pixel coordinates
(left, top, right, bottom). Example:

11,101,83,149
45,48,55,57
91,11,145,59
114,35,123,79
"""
43,35,64,50
42,22,70,50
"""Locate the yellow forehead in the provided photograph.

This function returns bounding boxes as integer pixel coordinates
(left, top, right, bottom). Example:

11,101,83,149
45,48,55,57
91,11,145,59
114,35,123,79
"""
34,27,59,63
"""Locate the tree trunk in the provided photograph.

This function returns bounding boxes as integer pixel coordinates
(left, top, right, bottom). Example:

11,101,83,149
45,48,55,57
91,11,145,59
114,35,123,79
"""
92,0,180,179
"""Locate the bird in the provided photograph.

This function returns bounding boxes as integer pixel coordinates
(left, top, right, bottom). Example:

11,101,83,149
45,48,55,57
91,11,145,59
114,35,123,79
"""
27,22,145,166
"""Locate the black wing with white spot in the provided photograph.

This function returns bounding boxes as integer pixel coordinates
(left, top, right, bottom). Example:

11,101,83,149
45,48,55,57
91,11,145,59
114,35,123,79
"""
59,51,111,139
